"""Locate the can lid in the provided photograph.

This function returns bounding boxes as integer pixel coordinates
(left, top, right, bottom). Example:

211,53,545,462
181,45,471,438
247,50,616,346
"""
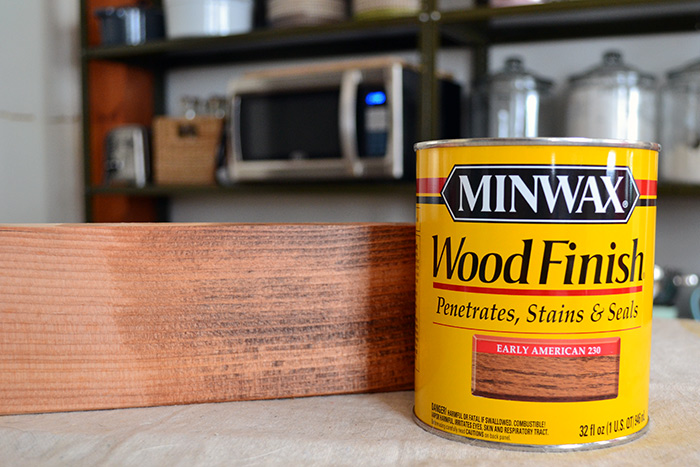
414,137,661,152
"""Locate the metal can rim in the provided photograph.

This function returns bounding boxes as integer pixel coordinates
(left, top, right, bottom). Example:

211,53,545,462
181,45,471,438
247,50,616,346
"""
413,411,651,452
414,137,660,152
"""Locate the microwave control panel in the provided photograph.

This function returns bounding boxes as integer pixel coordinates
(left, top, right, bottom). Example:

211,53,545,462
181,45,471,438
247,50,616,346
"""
359,87,388,158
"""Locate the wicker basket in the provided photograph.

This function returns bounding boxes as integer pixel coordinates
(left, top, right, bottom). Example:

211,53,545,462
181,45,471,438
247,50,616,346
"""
152,116,223,185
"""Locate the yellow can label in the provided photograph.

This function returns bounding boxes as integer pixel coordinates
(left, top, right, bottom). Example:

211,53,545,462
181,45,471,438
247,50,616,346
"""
414,141,658,448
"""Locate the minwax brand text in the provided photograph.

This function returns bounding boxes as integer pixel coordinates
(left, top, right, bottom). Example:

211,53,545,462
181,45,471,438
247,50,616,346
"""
441,165,639,223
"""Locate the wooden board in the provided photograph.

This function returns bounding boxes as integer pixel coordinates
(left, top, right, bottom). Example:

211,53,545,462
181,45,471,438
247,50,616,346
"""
0,223,415,415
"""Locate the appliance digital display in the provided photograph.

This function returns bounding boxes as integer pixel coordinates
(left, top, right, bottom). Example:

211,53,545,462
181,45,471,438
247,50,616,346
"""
365,91,387,106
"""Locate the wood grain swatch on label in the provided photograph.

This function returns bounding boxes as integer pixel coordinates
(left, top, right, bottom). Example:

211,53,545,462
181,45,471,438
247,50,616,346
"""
472,335,620,402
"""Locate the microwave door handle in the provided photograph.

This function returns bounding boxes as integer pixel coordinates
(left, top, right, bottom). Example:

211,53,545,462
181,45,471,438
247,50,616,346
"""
339,69,362,177
133,131,147,187
225,94,243,183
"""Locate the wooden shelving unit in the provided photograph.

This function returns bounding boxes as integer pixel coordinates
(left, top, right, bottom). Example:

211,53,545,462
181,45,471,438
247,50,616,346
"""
80,0,700,221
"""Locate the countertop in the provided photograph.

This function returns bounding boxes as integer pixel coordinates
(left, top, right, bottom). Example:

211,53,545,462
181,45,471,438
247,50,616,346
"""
1,318,699,466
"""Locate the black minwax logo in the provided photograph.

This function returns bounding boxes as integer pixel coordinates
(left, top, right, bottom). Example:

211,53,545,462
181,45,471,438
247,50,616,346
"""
441,165,639,223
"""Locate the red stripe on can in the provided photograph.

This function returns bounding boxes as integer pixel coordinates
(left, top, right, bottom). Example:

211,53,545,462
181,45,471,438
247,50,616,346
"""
433,282,643,296
636,179,657,197
416,177,446,195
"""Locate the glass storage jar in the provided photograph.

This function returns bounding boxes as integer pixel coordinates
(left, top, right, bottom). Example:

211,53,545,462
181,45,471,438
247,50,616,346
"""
565,50,658,142
485,57,554,138
660,59,700,184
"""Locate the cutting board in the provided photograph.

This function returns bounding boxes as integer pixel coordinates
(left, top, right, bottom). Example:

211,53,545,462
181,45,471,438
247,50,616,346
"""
0,223,415,415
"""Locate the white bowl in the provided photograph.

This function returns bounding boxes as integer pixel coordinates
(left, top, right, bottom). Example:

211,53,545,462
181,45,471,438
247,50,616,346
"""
164,0,254,38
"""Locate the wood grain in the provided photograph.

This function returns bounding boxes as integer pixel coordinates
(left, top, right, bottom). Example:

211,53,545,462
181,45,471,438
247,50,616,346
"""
472,354,620,402
0,223,415,415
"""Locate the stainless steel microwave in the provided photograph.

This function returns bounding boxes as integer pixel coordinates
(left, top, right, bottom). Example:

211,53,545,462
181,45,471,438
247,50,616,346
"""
225,57,461,182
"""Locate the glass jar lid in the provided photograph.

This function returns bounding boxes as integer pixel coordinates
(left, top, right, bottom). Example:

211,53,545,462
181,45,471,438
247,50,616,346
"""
568,50,656,88
488,57,554,93
666,59,700,90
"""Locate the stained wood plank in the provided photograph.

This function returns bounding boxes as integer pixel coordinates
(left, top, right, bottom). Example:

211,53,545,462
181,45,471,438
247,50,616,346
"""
0,223,415,415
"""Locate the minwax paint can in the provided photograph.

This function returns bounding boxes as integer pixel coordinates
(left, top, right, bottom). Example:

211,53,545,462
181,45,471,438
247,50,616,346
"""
414,138,659,450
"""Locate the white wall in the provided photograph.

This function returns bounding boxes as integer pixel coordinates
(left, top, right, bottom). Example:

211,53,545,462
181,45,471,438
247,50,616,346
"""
0,0,81,223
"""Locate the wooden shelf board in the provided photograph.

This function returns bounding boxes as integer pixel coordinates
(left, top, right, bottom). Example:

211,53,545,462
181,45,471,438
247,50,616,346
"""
88,181,417,198
83,17,423,67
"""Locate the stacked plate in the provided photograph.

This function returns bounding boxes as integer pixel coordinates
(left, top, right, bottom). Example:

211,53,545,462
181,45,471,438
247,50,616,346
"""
268,0,347,28
352,0,420,19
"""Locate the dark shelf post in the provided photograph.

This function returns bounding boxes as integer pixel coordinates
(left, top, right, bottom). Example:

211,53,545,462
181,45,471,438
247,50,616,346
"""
79,0,93,222
419,0,440,141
